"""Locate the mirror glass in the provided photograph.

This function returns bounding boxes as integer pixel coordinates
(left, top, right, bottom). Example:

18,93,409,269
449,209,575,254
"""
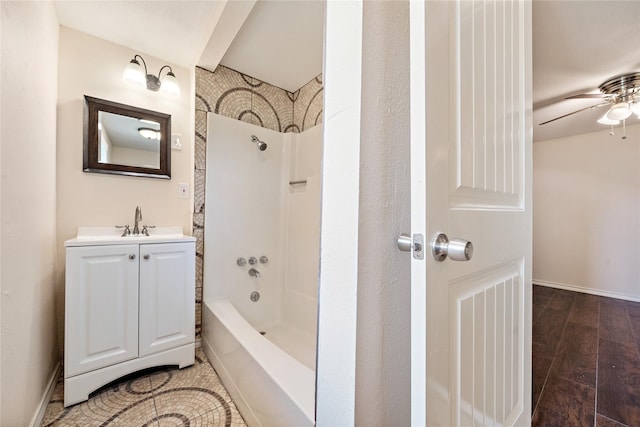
84,96,171,179
98,112,160,168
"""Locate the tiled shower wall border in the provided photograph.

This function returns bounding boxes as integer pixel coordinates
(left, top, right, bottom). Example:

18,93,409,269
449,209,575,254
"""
193,65,323,337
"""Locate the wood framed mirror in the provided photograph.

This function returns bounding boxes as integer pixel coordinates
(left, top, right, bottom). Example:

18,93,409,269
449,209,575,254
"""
83,95,171,179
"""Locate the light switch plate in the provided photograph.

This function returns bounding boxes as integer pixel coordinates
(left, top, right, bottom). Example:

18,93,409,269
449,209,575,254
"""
171,134,182,150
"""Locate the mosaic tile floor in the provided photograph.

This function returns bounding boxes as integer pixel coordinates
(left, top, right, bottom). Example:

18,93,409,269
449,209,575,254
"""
41,348,247,427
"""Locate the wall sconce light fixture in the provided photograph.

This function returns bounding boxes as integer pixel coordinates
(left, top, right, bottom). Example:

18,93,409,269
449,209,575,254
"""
123,54,180,96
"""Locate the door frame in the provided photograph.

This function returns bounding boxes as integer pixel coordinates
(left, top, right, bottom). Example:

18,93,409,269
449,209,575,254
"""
315,1,363,425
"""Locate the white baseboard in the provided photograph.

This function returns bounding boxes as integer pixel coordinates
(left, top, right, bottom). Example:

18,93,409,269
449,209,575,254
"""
533,279,640,303
30,361,62,427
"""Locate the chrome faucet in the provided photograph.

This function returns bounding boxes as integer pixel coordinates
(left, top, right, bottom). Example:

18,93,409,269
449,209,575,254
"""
248,268,261,278
116,224,131,237
133,206,142,235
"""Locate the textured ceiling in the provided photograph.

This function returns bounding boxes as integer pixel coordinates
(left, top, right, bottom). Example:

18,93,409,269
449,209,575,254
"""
217,0,324,92
532,0,640,142
53,1,226,67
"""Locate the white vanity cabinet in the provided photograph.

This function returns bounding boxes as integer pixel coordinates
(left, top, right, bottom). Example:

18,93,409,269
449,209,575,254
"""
64,232,195,407
65,244,140,378
138,242,195,356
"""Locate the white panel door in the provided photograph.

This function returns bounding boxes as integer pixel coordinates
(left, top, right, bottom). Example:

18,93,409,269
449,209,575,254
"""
65,244,139,377
139,242,195,357
410,1,532,426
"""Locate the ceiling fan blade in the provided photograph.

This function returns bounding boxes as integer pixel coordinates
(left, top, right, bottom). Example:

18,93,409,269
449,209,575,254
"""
538,102,609,125
566,93,609,99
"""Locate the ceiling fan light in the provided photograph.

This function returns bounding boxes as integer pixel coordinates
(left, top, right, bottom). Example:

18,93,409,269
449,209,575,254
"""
606,102,632,121
597,114,620,126
138,127,160,140
630,101,640,118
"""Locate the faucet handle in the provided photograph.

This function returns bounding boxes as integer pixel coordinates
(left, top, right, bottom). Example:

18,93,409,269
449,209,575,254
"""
141,225,155,236
116,225,131,236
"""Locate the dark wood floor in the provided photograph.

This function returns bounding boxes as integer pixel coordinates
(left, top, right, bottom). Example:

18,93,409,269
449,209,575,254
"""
532,284,640,426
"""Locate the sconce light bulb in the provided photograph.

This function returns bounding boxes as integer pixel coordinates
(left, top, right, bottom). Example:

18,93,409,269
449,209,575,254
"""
123,58,145,85
161,71,180,96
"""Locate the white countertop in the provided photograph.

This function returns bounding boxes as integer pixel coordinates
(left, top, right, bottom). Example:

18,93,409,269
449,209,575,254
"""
65,226,196,247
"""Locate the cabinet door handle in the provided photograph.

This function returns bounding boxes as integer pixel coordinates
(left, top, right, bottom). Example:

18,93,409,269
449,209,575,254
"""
143,254,150,260
129,254,136,260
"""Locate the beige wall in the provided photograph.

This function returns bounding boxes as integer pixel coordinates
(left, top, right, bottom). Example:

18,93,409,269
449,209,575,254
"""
534,124,640,300
1,2,60,425
56,27,195,346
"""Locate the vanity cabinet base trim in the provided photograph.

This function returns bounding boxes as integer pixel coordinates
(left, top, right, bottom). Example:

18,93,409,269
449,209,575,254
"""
64,343,194,407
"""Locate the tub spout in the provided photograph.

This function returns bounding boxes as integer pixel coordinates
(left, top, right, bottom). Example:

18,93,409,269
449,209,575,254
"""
248,268,261,278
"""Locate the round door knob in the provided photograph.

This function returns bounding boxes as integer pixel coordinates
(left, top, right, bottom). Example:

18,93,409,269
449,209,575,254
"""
396,233,425,259
397,233,412,252
431,233,473,262
129,254,136,260
447,238,473,261
143,254,150,260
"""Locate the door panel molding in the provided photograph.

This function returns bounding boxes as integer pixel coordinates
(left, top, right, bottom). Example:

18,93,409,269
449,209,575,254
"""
450,259,525,426
450,0,526,210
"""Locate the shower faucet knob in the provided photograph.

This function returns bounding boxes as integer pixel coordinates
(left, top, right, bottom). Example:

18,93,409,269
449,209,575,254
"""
259,256,269,264
237,258,247,266
249,257,258,265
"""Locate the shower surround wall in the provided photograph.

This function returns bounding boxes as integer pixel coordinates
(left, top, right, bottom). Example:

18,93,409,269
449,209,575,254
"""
193,65,323,336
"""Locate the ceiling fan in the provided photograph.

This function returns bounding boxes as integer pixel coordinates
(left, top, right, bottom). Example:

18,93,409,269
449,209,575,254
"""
539,71,640,126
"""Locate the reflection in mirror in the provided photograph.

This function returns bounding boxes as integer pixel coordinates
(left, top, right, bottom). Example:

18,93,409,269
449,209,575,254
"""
84,96,171,179
98,112,160,168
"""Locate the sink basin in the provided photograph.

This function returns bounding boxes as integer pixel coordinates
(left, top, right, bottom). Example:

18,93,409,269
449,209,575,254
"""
76,226,185,240
66,226,193,246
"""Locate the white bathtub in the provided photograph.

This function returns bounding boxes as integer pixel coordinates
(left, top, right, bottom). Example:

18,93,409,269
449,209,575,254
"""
202,298,315,427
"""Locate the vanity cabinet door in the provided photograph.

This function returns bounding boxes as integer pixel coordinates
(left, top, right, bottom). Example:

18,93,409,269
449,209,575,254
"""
138,242,195,357
65,244,139,378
